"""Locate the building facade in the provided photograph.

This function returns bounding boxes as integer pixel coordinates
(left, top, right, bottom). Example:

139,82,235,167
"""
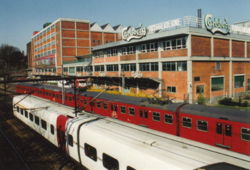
85,16,250,103
30,18,121,76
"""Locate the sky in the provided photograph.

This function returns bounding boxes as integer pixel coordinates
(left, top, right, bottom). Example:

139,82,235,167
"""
0,0,249,53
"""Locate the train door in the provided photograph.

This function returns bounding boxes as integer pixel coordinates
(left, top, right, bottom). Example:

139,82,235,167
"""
56,115,68,151
215,122,232,149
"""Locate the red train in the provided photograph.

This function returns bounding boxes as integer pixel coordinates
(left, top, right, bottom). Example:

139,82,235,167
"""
16,83,250,155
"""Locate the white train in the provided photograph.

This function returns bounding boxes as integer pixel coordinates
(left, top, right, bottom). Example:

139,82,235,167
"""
13,95,250,170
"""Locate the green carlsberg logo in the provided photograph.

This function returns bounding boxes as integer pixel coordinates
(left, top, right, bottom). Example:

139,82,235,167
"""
205,14,230,34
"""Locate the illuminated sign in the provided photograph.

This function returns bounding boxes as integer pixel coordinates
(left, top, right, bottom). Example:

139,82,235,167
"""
122,25,147,41
204,14,230,34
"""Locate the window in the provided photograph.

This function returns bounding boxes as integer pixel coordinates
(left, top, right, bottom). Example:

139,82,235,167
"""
139,63,150,71
163,40,171,50
29,113,34,121
83,100,87,105
164,114,173,124
120,106,126,114
103,103,108,110
68,134,73,146
152,112,160,121
76,66,83,72
25,110,28,118
167,86,176,93
35,116,39,125
177,61,187,71
182,117,192,128
69,67,75,74
84,143,97,161
225,124,232,136
41,119,47,130
17,106,20,112
20,109,24,115
215,62,221,71
150,62,158,71
111,104,117,112
129,108,135,116
196,85,204,94
63,67,68,72
50,125,54,135
211,77,224,91
197,120,208,131
241,128,250,141
139,110,148,118
141,44,147,52
234,75,244,88
103,153,119,170
130,64,136,71
248,79,250,91
216,123,222,134
97,102,101,108
162,62,176,71
194,77,200,81
127,166,136,170
172,39,177,49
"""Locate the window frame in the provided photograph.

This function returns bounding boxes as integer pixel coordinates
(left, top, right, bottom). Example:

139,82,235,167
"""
182,117,192,128
128,107,135,116
102,153,119,170
152,112,160,121
197,120,208,132
164,114,173,124
241,127,250,141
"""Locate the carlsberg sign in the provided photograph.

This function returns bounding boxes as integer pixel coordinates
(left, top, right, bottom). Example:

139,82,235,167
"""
205,14,230,34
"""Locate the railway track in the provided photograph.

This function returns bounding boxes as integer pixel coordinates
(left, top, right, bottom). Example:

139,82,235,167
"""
0,94,85,170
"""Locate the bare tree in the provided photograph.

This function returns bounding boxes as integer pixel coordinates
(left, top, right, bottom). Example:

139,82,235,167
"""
0,44,27,95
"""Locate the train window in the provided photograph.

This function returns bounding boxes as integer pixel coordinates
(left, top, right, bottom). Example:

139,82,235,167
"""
129,108,135,116
41,119,47,130
216,123,222,134
111,104,117,112
127,166,136,170
50,125,54,135
69,97,72,101
97,102,101,108
120,106,126,114
67,135,73,146
103,153,119,170
225,125,232,136
17,106,20,112
25,111,28,118
84,143,97,161
29,113,33,121
35,116,40,125
139,110,148,118
164,114,173,124
182,117,192,128
103,103,108,110
197,120,208,132
83,99,87,105
241,128,250,141
152,112,160,121
20,108,24,115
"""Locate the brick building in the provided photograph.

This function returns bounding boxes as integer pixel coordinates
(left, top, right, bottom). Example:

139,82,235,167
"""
84,15,250,103
30,18,122,76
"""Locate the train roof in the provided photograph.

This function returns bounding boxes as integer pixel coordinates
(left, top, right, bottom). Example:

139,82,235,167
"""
180,104,250,124
17,83,250,124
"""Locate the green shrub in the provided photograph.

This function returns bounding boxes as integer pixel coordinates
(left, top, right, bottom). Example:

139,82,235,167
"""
218,97,237,106
197,95,206,105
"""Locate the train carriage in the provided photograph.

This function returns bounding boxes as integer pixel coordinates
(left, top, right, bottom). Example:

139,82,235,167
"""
13,95,250,170
15,83,250,155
